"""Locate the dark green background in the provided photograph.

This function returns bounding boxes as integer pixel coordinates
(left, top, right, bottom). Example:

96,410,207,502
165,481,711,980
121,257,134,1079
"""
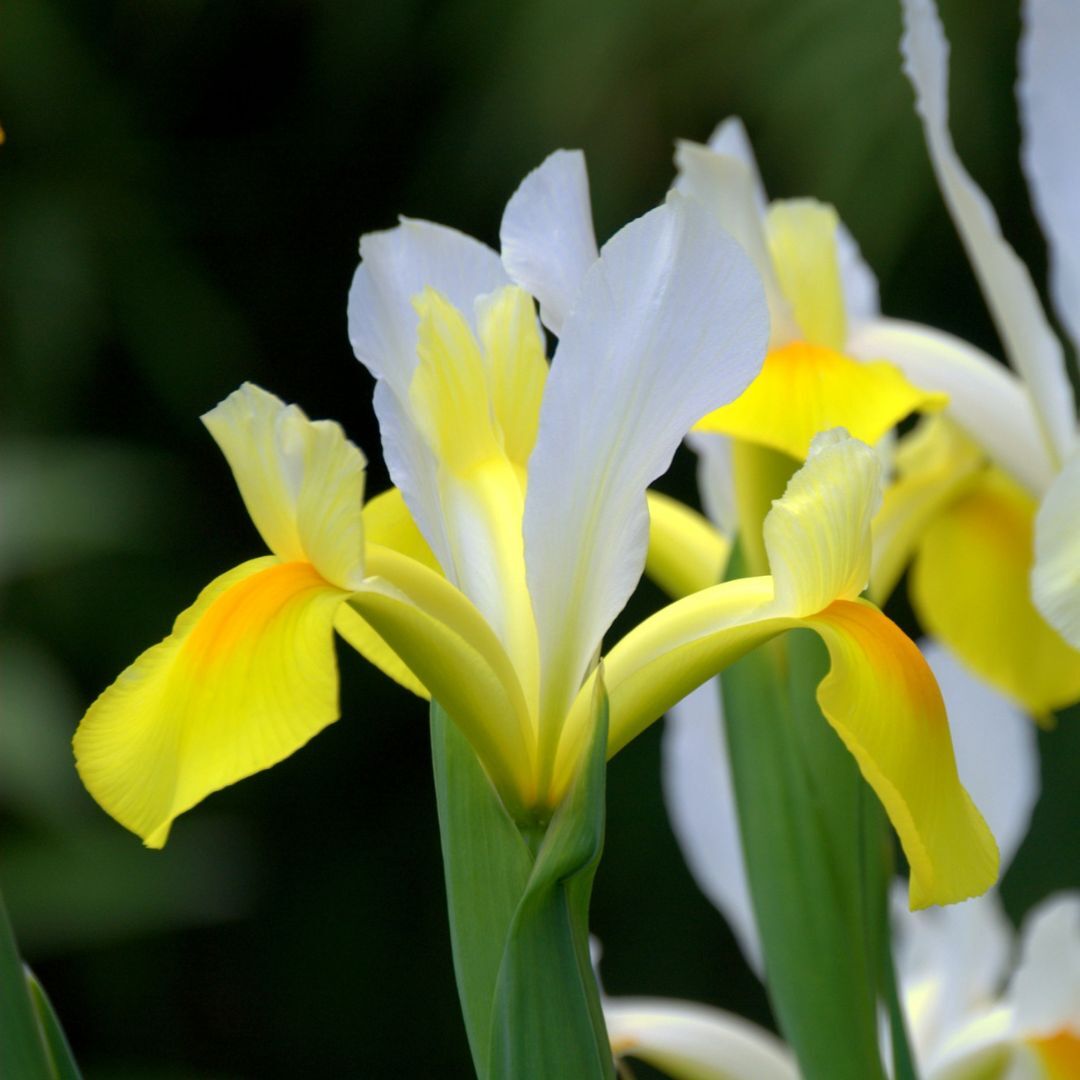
3,0,1077,1075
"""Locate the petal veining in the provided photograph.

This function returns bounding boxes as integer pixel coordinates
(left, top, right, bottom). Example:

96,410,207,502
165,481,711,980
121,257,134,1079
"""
75,558,346,847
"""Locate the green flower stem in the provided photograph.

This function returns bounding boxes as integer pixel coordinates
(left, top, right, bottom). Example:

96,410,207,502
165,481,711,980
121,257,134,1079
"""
721,544,889,1080
431,694,614,1080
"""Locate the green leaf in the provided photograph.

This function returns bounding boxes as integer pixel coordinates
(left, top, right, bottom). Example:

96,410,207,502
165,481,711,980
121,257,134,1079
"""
431,687,614,1080
25,971,82,1080
487,686,612,1080
0,882,80,1079
721,543,887,1080
431,706,533,1073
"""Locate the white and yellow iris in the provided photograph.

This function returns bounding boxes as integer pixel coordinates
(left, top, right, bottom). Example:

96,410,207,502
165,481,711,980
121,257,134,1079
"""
847,0,1080,715
619,106,1080,717
76,158,995,908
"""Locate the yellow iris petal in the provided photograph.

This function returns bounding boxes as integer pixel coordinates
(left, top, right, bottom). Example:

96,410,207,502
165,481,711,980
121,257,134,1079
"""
910,467,1080,715
645,490,730,599
329,486,441,698
560,433,997,906
477,284,549,470
362,486,441,573
74,558,347,848
352,544,535,809
806,599,998,908
765,199,846,350
1029,1031,1080,1080
695,342,947,462
869,415,983,605
202,383,368,590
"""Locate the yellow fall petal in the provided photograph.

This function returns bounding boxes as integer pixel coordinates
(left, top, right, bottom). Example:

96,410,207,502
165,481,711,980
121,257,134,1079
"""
910,467,1080,715
806,599,998,908
694,342,947,462
645,490,730,600
1028,1031,1080,1080
869,415,983,605
765,199,846,350
202,383,367,590
559,432,998,905
74,558,347,847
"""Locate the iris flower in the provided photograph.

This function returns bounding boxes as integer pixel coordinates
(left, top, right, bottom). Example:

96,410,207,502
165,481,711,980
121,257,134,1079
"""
844,0,1080,715
633,109,1080,717
76,161,993,909
613,640,1078,1080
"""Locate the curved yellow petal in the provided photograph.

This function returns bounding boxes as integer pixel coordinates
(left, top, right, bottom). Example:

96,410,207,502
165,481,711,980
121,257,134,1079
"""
765,199,846,350
352,544,535,810
74,558,347,848
363,486,441,573
869,415,983,605
910,468,1080,715
645,490,730,600
806,599,998,908
202,383,368,590
695,342,947,462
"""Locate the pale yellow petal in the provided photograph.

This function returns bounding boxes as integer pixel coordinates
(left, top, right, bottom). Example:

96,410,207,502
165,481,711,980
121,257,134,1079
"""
910,468,1080,715
870,415,983,605
202,383,367,590
645,490,730,600
353,544,535,809
476,285,548,470
409,288,503,474
764,430,882,617
765,199,846,350
74,558,346,847
694,342,947,463
363,486,441,573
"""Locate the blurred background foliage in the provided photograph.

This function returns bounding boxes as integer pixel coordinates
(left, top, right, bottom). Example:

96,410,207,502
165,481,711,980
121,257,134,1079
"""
2,0,1077,1075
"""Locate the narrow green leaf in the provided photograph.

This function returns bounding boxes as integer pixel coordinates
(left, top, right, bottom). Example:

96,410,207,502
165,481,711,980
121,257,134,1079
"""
431,705,533,1075
721,543,887,1080
0,884,54,1080
25,971,82,1080
487,686,613,1080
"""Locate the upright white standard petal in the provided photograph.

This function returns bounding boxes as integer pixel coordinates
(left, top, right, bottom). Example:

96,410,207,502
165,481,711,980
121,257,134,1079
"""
674,140,797,346
847,317,1056,495
348,218,508,567
663,680,763,977
348,218,508,399
900,0,1078,467
705,116,768,213
605,998,798,1080
1033,450,1080,650
891,883,1014,1073
687,431,738,540
523,193,768,744
1019,0,1080,352
921,640,1038,872
1008,893,1080,1036
499,149,599,335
